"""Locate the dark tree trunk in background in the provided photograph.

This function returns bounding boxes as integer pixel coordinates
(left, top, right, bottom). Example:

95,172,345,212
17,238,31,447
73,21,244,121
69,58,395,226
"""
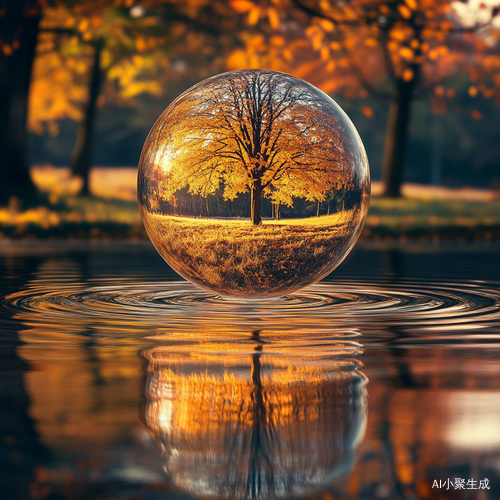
381,75,416,198
250,180,262,225
72,39,104,196
0,1,41,205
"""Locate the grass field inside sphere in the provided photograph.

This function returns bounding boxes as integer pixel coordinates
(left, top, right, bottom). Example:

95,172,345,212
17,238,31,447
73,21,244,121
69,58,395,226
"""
138,69,370,297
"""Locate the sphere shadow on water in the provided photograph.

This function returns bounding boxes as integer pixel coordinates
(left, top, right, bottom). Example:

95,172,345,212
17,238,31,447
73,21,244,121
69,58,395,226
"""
138,69,370,297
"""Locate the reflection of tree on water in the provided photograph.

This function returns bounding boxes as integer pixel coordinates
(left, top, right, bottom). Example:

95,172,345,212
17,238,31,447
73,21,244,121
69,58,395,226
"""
0,256,48,500
140,332,368,499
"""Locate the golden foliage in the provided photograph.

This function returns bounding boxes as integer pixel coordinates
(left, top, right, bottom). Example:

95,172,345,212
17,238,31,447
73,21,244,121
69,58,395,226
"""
226,0,500,101
143,71,354,227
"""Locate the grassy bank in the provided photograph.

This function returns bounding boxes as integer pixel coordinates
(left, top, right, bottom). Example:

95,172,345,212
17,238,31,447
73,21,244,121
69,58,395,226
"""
0,166,499,241
1,194,499,242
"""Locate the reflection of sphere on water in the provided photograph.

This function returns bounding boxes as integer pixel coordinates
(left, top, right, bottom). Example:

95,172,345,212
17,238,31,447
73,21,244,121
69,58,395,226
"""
140,346,368,499
138,69,370,297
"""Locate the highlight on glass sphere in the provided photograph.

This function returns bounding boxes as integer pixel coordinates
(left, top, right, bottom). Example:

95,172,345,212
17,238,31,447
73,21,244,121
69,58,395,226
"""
138,69,370,297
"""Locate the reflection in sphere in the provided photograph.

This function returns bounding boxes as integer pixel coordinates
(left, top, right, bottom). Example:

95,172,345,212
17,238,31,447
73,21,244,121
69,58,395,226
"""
138,70,370,297
140,345,368,499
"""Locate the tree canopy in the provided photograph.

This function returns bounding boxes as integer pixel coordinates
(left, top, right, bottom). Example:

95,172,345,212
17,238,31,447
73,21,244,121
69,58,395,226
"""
143,70,363,224
227,0,500,196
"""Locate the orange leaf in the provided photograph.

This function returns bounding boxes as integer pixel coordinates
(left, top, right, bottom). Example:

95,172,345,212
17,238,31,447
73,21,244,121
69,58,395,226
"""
267,7,280,29
434,85,444,96
361,106,374,118
229,0,254,13
399,46,414,60
410,38,420,49
468,86,478,97
398,4,412,19
402,68,414,81
227,49,248,70
390,28,406,41
247,6,260,26
471,110,482,120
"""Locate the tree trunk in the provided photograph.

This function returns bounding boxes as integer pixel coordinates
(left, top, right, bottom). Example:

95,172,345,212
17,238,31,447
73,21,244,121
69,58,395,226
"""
250,180,262,225
381,76,416,198
72,40,104,196
316,200,320,217
0,1,41,205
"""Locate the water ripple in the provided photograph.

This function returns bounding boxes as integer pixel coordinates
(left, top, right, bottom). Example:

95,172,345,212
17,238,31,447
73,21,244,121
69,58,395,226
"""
3,280,500,344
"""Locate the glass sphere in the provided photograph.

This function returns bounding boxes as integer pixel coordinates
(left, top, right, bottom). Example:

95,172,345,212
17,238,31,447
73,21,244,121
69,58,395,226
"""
138,69,370,297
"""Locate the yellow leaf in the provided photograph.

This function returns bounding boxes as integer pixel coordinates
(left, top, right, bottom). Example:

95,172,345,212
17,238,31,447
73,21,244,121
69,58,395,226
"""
405,0,418,10
78,19,89,32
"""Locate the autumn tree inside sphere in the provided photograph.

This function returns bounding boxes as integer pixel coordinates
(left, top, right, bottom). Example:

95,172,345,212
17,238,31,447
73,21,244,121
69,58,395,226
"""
138,70,370,297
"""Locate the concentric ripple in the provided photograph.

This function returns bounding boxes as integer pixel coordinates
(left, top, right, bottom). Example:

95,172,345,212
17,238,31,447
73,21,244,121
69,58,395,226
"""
4,279,500,345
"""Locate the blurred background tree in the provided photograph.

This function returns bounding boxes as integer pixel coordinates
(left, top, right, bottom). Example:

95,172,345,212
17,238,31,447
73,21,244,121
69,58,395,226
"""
227,0,500,197
0,0,41,204
1,0,499,205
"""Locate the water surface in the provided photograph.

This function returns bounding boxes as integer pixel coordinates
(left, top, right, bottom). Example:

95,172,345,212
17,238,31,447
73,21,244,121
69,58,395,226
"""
1,241,499,500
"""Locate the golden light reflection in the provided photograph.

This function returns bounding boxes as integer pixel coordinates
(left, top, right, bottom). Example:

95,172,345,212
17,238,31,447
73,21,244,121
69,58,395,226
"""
140,336,368,499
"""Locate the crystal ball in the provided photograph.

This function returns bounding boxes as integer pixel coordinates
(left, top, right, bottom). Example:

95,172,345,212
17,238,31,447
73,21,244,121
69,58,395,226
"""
138,69,370,297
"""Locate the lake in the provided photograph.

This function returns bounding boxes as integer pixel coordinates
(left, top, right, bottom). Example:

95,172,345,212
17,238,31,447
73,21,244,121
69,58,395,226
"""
1,241,499,500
